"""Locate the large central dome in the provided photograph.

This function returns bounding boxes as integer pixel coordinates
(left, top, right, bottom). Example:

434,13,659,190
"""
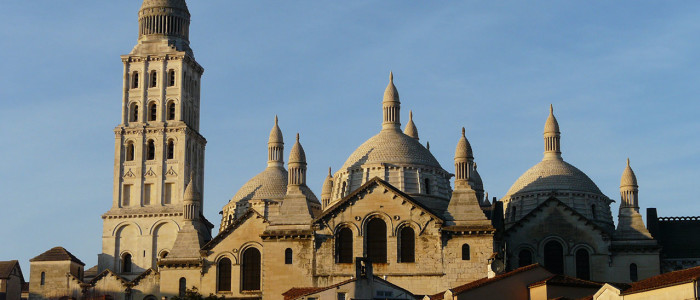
326,73,452,212
340,129,441,171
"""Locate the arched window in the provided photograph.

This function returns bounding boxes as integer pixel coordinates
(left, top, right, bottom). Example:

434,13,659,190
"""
227,215,233,226
336,227,353,263
167,102,176,120
630,263,638,282
168,70,176,87
178,277,186,297
122,253,132,273
575,249,590,280
160,251,168,259
462,244,470,260
40,272,45,285
241,248,261,291
125,142,135,161
518,249,532,267
424,178,431,194
285,248,293,264
132,72,139,89
544,240,564,274
591,204,597,220
130,103,139,122
217,258,231,292
399,226,415,263
512,206,517,221
341,182,347,197
366,218,387,263
150,71,157,88
148,102,157,121
167,140,174,160
146,140,155,160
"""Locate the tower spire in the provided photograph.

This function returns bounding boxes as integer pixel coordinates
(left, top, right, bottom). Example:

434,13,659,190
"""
615,158,653,240
268,115,284,167
543,104,562,160
382,71,401,130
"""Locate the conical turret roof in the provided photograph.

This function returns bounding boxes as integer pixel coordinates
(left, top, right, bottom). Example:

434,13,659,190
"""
269,115,283,145
544,104,560,134
289,133,306,163
455,128,473,159
383,72,399,103
322,167,333,195
404,110,419,140
621,158,638,187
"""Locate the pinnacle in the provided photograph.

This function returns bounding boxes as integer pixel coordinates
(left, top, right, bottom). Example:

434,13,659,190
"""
550,104,553,115
462,127,466,137
390,71,393,82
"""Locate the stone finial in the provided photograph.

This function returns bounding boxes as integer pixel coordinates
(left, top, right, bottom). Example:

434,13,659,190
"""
426,141,430,151
404,110,419,140
621,158,638,188
289,133,306,164
455,127,473,160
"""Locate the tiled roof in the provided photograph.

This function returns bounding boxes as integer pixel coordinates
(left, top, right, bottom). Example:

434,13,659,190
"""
427,264,546,299
622,265,700,295
528,274,603,289
505,158,603,197
0,260,20,279
30,247,84,265
283,278,355,300
340,128,443,171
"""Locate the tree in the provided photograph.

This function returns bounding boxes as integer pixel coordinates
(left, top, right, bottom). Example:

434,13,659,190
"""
172,287,225,300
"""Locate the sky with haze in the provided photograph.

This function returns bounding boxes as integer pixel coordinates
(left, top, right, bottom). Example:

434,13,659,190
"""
1,1,700,273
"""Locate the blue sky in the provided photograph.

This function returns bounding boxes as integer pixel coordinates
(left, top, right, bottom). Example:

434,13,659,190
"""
1,1,699,273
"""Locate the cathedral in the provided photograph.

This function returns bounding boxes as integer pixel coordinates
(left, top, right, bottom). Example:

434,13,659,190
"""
27,1,665,299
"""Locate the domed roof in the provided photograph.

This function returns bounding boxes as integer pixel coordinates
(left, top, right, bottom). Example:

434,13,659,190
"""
321,168,334,195
455,128,473,159
545,104,560,134
140,0,188,10
505,158,602,197
232,167,288,202
289,133,306,163
340,129,442,171
269,116,283,144
620,158,638,187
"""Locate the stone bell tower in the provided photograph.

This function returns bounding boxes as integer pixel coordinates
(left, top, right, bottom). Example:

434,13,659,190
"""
98,0,211,277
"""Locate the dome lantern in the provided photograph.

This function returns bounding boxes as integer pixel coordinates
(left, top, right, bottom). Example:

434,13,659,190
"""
288,133,307,186
382,72,401,130
268,115,284,167
620,158,639,208
138,0,191,42
544,104,562,160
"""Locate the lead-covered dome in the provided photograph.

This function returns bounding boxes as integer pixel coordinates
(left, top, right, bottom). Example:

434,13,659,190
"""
232,167,288,202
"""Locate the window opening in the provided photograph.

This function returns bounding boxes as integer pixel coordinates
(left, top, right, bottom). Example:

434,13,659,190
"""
241,248,261,291
168,70,176,87
132,72,139,89
575,249,590,280
150,71,157,88
366,218,387,263
122,253,132,273
130,104,139,122
630,263,638,282
167,140,174,160
167,102,175,120
126,142,135,161
146,140,155,160
149,102,157,121
424,178,431,194
518,249,532,267
399,226,415,263
336,227,353,263
544,240,564,274
217,258,231,292
178,278,186,297
462,244,470,260
40,272,45,285
285,248,293,265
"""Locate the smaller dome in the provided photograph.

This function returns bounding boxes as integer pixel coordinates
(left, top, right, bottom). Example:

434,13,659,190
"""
384,72,399,103
269,115,283,145
232,167,288,202
471,163,483,188
322,167,334,195
545,104,560,134
455,128,473,159
289,133,306,163
620,158,638,187
184,173,200,201
404,111,419,140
